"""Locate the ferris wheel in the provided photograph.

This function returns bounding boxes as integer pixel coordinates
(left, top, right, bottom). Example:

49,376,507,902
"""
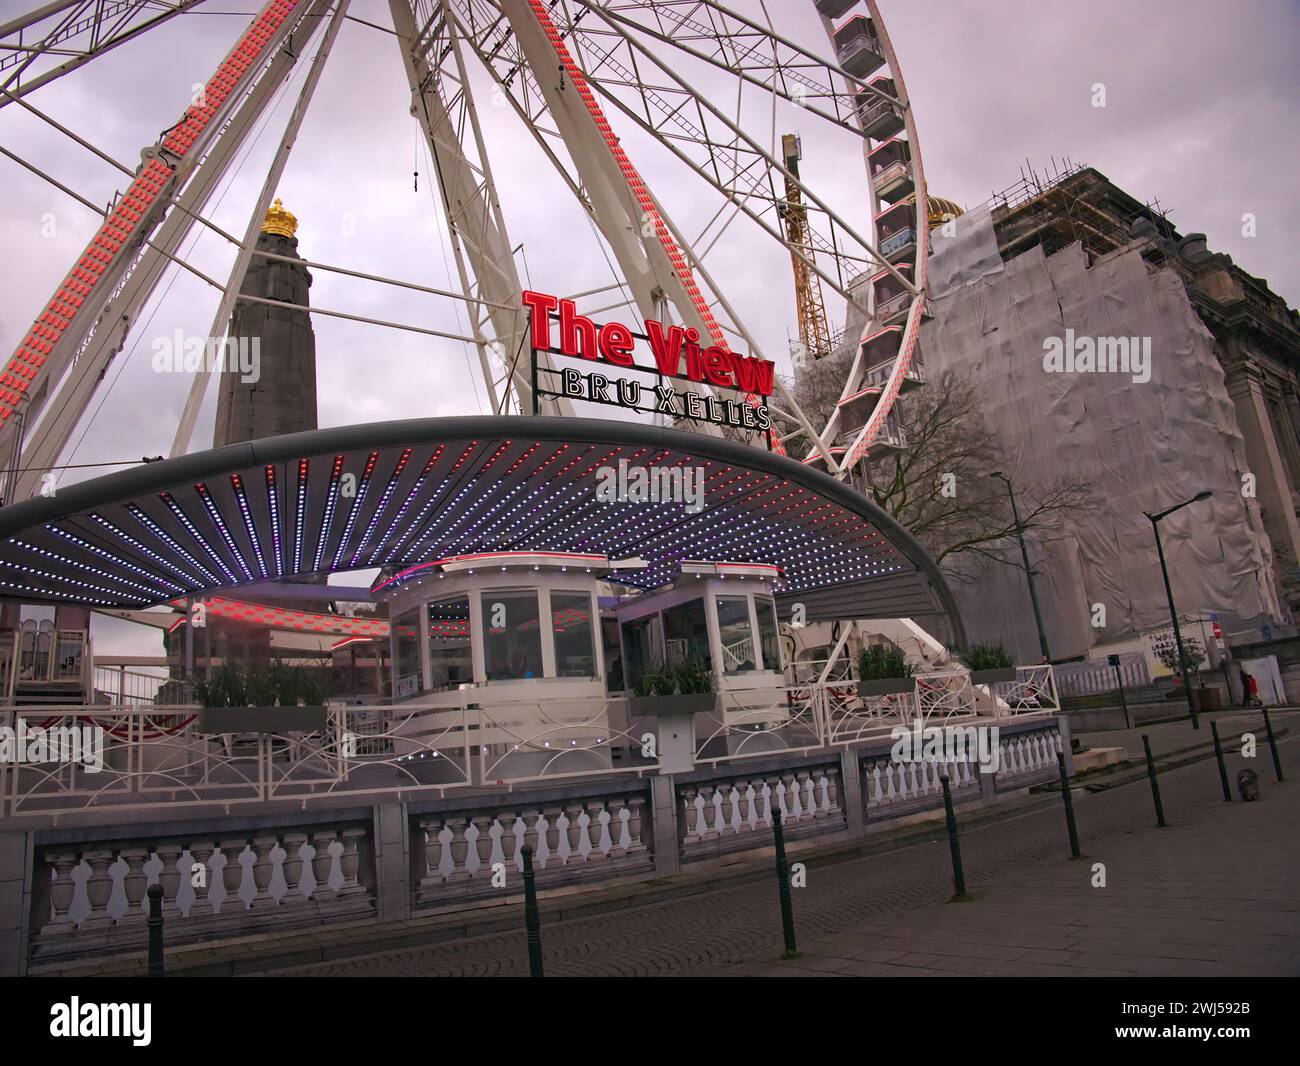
0,0,929,502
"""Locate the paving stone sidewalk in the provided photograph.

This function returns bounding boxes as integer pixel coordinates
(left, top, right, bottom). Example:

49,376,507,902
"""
721,742,1299,977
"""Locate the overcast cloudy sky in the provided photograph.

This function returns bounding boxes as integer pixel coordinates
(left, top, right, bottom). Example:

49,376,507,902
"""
0,0,1297,653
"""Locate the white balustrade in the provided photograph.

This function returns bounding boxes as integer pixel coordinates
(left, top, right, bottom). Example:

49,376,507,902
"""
863,747,980,811
994,727,1064,783
416,792,650,903
32,823,373,963
679,762,842,857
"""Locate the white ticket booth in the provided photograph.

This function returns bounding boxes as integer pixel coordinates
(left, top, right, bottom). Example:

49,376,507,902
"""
376,553,796,781
378,551,614,783
612,561,795,767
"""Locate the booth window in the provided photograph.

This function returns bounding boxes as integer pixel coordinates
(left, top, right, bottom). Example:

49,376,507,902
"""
662,597,710,667
601,617,624,693
755,596,780,672
716,596,756,674
621,614,662,677
482,591,543,681
427,596,472,691
551,591,596,677
393,609,423,697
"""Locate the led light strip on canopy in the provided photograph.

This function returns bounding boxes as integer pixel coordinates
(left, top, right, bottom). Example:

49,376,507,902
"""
0,416,966,646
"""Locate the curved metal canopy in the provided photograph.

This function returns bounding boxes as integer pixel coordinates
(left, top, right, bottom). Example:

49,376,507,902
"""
0,416,965,643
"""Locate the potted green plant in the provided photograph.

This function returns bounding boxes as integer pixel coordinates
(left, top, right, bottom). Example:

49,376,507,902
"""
962,643,1017,685
628,658,718,716
857,644,916,697
196,658,331,733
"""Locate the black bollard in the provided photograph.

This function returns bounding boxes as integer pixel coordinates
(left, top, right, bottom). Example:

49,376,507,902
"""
1056,753,1080,858
940,776,967,899
1210,721,1231,802
1261,708,1285,783
1112,660,1131,730
771,808,799,958
1141,734,1166,827
521,844,544,977
146,883,164,977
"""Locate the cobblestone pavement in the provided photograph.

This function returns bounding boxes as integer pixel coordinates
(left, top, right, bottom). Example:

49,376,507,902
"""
264,725,1299,977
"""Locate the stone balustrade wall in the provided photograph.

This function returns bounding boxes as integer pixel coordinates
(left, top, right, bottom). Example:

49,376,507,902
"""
414,791,654,906
29,822,374,966
993,725,1065,792
677,760,845,862
862,750,981,819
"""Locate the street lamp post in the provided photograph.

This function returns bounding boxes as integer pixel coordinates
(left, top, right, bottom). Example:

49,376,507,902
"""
1144,491,1213,731
991,472,1050,663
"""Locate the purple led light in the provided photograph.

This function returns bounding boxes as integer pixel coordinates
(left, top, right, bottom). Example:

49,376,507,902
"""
95,511,210,587
193,485,252,582
312,455,346,573
265,466,284,578
332,452,379,570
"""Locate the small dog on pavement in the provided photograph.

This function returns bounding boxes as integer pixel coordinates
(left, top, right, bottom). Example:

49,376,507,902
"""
1237,768,1261,802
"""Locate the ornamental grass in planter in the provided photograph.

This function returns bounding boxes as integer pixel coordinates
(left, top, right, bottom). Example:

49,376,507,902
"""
962,643,1017,684
857,644,916,697
196,660,331,732
628,658,718,716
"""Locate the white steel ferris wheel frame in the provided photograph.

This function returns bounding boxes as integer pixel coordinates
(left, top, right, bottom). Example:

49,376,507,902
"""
0,0,928,499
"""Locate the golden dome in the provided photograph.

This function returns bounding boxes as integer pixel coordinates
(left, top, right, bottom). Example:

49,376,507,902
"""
262,198,298,238
903,191,964,229
926,195,964,227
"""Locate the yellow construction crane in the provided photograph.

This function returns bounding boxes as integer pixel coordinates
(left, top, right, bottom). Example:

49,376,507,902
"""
779,133,835,363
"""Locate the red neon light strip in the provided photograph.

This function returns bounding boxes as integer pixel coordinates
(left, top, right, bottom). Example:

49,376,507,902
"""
173,595,390,637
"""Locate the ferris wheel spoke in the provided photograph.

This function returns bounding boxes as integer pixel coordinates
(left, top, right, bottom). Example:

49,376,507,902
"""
561,8,912,304
393,0,559,419
590,0,891,136
443,1,590,201
576,57,887,315
0,0,206,105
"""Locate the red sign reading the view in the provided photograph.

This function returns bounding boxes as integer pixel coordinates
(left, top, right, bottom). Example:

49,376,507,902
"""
522,291,776,398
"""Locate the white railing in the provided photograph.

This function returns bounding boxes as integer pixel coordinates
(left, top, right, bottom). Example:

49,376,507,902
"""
0,669,1061,817
1055,653,1149,697
721,637,754,671
90,665,192,707
914,670,977,726
0,636,12,706
823,678,909,746
984,665,1061,714
693,684,825,766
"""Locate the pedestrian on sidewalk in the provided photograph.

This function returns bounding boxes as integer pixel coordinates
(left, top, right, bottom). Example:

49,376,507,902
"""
1237,665,1258,707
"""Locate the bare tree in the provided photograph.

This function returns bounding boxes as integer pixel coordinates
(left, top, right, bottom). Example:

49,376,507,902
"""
777,361,1095,578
